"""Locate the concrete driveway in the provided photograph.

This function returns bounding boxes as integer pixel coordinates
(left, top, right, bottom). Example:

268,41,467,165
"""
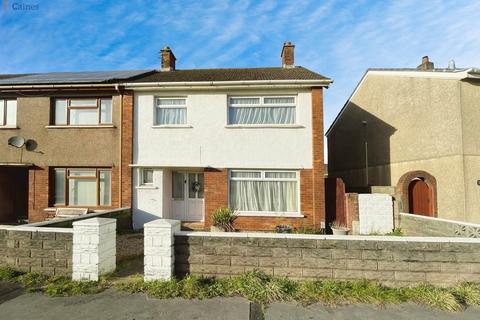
0,281,478,320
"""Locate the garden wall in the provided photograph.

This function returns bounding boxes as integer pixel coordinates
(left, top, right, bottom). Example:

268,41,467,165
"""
399,213,480,238
27,207,132,231
174,232,480,286
0,226,73,276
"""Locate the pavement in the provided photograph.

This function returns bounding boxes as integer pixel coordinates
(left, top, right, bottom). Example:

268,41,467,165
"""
0,281,479,320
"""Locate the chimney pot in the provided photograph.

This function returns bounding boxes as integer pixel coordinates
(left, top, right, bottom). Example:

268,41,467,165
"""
417,55,434,70
281,41,295,68
160,46,176,72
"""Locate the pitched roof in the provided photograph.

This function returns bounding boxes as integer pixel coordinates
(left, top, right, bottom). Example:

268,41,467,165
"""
0,70,153,85
128,66,330,83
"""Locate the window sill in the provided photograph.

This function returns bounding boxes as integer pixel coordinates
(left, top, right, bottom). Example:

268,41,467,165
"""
136,186,158,190
45,125,116,129
225,124,305,129
236,212,304,218
152,125,193,128
0,126,18,130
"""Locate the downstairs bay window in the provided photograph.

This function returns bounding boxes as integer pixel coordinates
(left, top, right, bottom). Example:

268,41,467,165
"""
229,170,299,215
54,168,111,207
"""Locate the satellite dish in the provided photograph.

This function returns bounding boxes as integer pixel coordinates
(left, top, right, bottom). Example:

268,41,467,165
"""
8,136,25,148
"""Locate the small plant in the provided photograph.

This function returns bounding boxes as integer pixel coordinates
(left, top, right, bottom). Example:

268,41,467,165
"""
211,207,237,232
386,228,404,236
275,225,293,233
330,220,348,229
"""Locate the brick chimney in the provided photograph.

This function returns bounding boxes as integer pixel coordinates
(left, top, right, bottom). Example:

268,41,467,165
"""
281,41,295,68
417,55,434,70
160,46,176,72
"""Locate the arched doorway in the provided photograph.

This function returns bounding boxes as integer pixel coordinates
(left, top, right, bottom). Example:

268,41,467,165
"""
408,178,433,216
397,170,437,217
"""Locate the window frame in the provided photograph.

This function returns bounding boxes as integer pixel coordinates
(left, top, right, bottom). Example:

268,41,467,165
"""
0,98,17,127
140,168,154,186
154,97,188,126
53,97,113,126
228,169,301,216
53,167,112,207
227,96,297,126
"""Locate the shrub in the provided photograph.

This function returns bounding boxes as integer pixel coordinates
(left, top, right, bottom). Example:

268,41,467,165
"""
211,207,237,231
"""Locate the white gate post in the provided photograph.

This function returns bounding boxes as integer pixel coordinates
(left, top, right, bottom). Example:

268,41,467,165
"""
72,218,116,281
144,219,181,281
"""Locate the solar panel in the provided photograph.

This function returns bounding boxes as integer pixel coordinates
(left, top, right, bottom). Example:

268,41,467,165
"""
0,70,152,85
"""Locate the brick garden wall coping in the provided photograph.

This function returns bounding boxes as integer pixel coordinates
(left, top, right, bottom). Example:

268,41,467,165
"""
175,230,480,243
174,230,480,286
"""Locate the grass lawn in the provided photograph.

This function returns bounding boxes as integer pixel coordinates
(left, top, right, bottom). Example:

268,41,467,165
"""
1,261,480,312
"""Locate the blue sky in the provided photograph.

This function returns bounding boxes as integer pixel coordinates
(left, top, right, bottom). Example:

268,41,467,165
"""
1,0,480,136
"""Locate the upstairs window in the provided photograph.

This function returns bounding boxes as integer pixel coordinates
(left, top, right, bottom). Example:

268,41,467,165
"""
0,99,17,126
228,96,296,125
54,98,112,125
155,98,187,125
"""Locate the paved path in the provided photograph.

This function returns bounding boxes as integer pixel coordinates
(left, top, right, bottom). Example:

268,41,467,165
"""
0,282,479,320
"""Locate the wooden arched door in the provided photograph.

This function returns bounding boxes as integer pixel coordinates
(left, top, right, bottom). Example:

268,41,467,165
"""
408,179,433,216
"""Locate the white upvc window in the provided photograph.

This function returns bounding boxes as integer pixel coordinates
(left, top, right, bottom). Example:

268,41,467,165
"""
155,97,187,125
54,97,112,126
0,99,17,127
53,168,112,207
229,169,300,215
228,96,296,125
140,168,154,186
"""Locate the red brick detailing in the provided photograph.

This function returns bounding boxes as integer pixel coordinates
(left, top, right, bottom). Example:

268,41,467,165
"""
28,166,49,222
120,91,134,208
203,168,228,229
311,87,326,229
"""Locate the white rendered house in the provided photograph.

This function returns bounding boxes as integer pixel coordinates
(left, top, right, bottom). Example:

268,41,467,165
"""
124,43,332,230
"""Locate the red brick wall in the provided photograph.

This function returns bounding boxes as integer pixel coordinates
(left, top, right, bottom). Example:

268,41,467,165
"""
202,88,326,232
311,87,325,229
28,166,49,222
120,91,134,208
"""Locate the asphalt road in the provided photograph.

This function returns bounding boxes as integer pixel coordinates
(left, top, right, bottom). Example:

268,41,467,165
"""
0,282,478,320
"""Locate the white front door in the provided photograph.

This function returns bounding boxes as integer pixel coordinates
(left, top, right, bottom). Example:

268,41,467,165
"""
171,171,204,221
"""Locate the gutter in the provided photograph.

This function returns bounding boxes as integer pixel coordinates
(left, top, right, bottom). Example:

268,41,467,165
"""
122,79,332,90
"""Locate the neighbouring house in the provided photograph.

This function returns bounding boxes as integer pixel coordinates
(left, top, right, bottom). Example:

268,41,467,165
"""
326,56,480,223
0,70,151,223
125,42,332,231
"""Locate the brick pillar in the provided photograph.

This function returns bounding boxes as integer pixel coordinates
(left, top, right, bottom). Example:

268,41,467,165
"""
72,218,116,281
121,91,134,208
204,168,228,229
28,166,49,223
144,219,180,281
312,88,325,230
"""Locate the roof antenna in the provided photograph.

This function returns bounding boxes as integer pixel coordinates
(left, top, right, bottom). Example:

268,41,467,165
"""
448,60,456,70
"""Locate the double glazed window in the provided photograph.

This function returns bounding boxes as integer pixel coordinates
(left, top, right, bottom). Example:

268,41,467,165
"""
54,168,111,206
228,96,296,125
155,98,187,125
0,99,17,126
140,168,154,186
229,170,299,214
54,98,112,125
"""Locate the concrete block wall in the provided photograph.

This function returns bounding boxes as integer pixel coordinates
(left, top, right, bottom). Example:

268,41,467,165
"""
399,213,480,238
72,218,116,281
174,232,480,286
144,219,180,281
358,194,394,234
0,226,73,276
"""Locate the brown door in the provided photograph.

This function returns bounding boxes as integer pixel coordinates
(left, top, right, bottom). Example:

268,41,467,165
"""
408,179,433,216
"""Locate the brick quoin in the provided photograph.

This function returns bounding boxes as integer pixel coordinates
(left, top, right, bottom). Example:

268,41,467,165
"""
203,87,326,231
